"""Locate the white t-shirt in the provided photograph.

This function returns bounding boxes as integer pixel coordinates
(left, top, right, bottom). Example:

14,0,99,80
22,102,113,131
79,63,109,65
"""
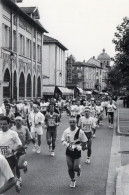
78,116,96,133
107,104,116,113
0,130,22,158
61,127,88,143
0,154,14,195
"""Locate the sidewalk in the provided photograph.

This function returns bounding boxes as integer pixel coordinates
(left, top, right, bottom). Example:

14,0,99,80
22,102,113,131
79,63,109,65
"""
116,100,129,195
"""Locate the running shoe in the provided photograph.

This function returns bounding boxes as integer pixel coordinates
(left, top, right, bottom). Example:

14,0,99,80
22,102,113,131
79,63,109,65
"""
37,147,41,154
50,150,55,156
85,158,91,164
16,179,22,193
70,180,76,188
23,161,28,173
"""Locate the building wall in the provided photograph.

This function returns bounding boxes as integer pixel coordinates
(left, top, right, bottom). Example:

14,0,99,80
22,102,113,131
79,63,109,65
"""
1,1,43,100
43,43,66,88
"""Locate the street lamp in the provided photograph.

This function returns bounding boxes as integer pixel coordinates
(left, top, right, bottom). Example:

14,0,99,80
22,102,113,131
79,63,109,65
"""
10,52,14,101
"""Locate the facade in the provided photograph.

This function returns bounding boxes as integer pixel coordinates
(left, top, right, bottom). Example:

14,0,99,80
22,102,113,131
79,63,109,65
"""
97,49,111,91
42,35,69,99
0,0,47,103
86,57,102,91
66,51,110,95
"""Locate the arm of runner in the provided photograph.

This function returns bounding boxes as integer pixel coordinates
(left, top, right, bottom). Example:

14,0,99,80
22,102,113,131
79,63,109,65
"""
0,156,16,194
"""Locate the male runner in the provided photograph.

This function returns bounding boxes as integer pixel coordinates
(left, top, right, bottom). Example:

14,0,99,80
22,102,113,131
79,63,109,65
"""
61,116,87,188
45,104,59,156
78,107,96,164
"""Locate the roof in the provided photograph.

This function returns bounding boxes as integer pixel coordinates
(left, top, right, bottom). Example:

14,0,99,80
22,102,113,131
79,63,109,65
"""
97,49,110,61
43,35,68,51
58,87,73,95
20,6,40,19
2,0,48,33
73,61,98,68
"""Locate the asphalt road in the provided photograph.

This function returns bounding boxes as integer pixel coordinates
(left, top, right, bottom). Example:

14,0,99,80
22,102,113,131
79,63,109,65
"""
6,112,113,195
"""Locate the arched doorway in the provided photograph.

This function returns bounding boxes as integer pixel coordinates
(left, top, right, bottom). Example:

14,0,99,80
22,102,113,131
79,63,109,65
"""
3,68,10,98
33,76,35,97
13,71,17,100
37,76,41,97
26,74,31,97
19,72,25,98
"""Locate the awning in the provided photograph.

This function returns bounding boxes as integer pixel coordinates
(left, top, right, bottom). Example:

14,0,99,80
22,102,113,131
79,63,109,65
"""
77,87,83,94
58,87,73,95
43,86,55,95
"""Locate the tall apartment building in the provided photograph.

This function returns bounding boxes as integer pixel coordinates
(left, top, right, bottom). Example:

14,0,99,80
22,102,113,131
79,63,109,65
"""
0,0,47,103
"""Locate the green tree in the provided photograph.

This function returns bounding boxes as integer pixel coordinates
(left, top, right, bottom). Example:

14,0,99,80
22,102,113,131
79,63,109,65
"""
112,17,129,89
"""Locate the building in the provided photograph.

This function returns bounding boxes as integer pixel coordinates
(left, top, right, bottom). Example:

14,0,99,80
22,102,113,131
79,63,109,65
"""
97,49,111,91
42,35,72,99
86,57,102,91
66,51,110,97
0,0,48,104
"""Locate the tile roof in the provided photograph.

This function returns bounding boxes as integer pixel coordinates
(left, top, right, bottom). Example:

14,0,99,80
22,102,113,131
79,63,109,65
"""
20,7,36,14
43,35,68,51
2,0,48,33
73,61,97,68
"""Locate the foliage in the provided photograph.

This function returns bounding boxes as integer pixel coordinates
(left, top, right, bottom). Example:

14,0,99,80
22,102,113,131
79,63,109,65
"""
111,17,129,89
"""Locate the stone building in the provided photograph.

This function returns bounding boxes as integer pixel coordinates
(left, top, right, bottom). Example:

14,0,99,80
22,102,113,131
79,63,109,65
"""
0,0,47,103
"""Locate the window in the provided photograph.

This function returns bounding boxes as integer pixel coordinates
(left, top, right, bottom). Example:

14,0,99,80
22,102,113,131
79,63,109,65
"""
33,42,36,60
13,30,17,52
19,34,25,56
37,45,41,62
2,25,11,48
26,38,31,58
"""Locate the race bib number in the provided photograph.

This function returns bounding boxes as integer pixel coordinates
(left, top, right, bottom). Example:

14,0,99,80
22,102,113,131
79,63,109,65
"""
82,123,91,132
0,146,9,156
48,119,55,127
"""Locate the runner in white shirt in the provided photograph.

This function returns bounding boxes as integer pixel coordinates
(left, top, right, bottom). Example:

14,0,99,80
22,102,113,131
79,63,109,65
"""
40,98,49,116
70,100,78,117
0,116,22,171
0,154,15,195
78,107,96,164
107,99,116,128
32,104,45,153
61,116,87,188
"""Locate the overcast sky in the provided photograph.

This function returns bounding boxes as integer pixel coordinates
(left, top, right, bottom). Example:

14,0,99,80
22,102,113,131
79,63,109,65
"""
20,0,129,61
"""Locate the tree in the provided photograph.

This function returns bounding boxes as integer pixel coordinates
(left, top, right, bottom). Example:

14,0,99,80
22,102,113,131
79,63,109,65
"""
112,17,129,89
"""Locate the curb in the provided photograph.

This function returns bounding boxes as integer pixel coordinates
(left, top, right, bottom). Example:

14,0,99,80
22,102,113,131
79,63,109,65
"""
115,101,129,195
116,103,129,136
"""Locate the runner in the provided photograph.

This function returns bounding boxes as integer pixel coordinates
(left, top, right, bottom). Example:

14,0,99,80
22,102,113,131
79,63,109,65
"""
78,107,96,164
0,154,16,195
11,115,31,190
107,99,116,128
0,116,22,193
61,116,87,188
45,104,59,156
32,104,45,153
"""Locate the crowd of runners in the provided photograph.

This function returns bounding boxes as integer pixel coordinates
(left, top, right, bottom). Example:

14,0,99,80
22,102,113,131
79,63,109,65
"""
0,94,117,193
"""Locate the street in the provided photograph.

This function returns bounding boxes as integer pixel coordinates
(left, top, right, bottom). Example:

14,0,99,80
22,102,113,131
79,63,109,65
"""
6,112,113,195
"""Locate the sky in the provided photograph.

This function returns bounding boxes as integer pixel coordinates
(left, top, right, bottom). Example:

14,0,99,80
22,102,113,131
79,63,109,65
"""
19,0,129,62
